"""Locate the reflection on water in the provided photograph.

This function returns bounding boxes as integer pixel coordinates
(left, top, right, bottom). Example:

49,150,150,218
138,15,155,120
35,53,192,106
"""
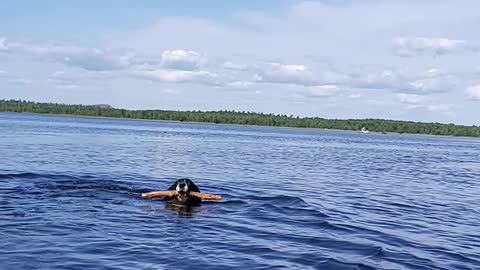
165,202,202,217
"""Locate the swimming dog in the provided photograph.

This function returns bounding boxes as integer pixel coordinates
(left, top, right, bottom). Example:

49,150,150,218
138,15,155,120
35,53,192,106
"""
166,178,202,207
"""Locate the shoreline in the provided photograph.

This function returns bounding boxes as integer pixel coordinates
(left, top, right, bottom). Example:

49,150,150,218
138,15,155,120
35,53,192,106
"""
2,111,478,140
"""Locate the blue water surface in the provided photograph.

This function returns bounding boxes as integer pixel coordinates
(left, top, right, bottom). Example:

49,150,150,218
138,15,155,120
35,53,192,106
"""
0,112,479,270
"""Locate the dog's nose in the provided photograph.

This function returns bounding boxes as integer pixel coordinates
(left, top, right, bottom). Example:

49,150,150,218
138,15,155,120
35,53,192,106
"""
179,183,186,188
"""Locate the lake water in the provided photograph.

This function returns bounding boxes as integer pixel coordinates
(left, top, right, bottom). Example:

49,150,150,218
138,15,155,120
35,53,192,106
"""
0,112,479,270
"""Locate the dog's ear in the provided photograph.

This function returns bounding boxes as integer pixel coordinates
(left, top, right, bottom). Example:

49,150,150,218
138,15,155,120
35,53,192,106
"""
186,179,201,192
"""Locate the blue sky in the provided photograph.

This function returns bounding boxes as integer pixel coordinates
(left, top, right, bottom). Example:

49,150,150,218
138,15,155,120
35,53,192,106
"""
1,0,480,125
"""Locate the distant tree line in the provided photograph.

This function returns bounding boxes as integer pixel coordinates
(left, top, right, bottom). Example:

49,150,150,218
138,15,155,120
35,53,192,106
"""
1,99,480,137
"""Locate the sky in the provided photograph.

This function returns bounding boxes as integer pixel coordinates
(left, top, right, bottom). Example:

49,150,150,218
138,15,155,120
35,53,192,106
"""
1,0,480,125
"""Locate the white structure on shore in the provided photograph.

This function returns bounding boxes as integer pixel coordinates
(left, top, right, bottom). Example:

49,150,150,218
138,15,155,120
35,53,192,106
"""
360,127,369,133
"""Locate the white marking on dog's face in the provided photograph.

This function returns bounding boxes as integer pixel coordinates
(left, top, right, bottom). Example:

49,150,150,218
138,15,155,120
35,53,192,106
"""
176,180,189,193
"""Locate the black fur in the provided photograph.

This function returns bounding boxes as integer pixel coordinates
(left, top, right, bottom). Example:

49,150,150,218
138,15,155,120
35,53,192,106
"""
166,178,201,207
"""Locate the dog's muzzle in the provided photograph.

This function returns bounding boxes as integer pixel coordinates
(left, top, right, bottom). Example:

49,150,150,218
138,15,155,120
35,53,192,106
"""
176,182,189,202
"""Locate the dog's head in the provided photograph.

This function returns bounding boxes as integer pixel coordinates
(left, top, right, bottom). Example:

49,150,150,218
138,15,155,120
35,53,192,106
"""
171,178,200,203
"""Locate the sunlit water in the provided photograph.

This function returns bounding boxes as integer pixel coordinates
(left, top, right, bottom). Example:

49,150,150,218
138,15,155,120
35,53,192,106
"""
1,113,479,270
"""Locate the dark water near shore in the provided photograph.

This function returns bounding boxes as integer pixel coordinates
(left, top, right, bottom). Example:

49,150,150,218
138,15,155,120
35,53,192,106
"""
1,113,479,270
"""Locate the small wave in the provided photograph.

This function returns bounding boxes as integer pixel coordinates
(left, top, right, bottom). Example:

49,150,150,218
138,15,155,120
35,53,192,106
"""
263,203,329,218
0,172,59,180
43,179,146,197
239,195,330,224
314,258,377,270
245,194,310,206
208,199,248,206
0,172,147,199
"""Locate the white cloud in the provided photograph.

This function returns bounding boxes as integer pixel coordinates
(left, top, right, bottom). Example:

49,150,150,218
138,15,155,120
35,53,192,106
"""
407,69,457,93
347,93,361,99
5,41,129,70
347,67,457,94
0,37,7,51
52,70,65,77
465,85,480,100
302,85,339,98
46,69,117,89
393,89,454,114
394,37,476,57
162,88,182,94
255,63,315,86
3,36,229,87
133,68,218,85
3,38,224,86
48,70,80,89
161,49,205,70
350,68,401,90
228,81,253,89
397,93,422,105
396,93,452,114
223,61,247,71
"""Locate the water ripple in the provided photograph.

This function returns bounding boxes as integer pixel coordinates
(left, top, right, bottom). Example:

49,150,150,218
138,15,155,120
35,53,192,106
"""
1,113,479,269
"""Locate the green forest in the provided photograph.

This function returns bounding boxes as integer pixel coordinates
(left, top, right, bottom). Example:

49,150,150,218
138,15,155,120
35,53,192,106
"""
1,99,480,137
